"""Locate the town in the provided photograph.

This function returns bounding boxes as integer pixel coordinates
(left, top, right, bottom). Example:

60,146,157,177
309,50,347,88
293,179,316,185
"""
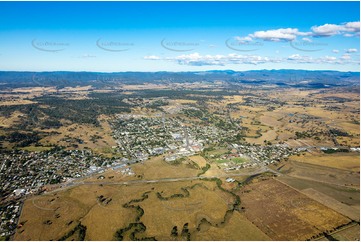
0,113,301,239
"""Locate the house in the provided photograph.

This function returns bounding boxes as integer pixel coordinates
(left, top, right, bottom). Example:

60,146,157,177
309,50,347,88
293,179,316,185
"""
13,189,26,196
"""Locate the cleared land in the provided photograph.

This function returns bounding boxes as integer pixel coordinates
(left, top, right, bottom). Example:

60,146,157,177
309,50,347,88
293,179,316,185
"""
276,160,360,189
188,155,207,168
238,178,351,240
15,179,270,241
132,155,200,180
302,188,359,221
289,152,360,172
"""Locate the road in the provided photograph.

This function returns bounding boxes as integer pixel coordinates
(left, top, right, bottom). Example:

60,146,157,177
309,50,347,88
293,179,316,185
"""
44,165,274,194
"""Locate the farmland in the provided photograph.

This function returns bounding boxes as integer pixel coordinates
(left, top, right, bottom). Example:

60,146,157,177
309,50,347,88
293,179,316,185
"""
238,178,352,241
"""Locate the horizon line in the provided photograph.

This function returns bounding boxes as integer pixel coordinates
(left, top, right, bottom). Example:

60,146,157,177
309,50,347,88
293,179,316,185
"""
0,69,359,74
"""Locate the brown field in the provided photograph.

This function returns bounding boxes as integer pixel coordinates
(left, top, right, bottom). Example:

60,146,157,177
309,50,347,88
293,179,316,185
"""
337,136,360,147
334,121,360,134
222,95,244,104
58,85,92,92
200,163,225,177
301,188,359,221
131,155,199,180
277,160,360,189
10,86,58,93
238,178,351,240
121,84,169,90
15,178,270,241
330,224,360,241
0,99,37,106
246,129,277,144
193,211,270,241
0,111,24,128
172,99,198,104
38,116,117,154
289,152,360,172
276,176,360,209
188,155,207,168
138,183,228,240
15,184,146,241
285,138,335,148
312,91,360,100
259,111,284,127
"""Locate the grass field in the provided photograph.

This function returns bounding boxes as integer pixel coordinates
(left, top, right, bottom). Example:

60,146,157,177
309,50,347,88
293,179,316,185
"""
289,152,360,172
188,155,207,168
15,178,271,241
215,157,247,164
331,224,360,241
276,160,360,189
204,147,229,156
0,111,24,128
246,129,277,144
131,155,199,180
301,188,359,221
192,205,270,241
276,176,360,208
39,118,117,155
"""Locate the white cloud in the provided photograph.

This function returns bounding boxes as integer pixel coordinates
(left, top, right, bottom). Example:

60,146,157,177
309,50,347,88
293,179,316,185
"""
144,52,359,66
346,48,358,53
311,24,345,37
235,36,253,42
287,54,301,60
344,21,360,32
332,49,339,53
287,54,313,63
323,56,337,61
144,55,161,60
311,21,360,37
286,54,352,65
77,54,96,58
341,54,351,60
250,28,306,42
302,37,312,43
230,21,359,48
164,52,274,66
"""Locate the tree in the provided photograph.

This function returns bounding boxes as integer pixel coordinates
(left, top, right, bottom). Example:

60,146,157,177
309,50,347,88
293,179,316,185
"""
171,226,178,237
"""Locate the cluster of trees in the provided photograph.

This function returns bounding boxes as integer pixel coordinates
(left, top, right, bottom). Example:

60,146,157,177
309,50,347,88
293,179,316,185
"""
329,128,350,137
322,148,349,154
156,187,190,201
59,223,87,241
114,191,157,241
197,164,211,177
1,131,41,147
308,220,357,241
36,95,132,126
114,222,156,241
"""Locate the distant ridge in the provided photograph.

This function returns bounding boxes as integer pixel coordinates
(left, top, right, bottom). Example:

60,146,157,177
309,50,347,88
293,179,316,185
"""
0,69,359,89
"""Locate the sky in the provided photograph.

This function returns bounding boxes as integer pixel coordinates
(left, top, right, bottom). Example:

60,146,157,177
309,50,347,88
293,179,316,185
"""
0,1,359,72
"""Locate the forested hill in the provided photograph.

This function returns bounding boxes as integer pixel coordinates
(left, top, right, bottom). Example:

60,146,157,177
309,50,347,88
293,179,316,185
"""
0,70,359,88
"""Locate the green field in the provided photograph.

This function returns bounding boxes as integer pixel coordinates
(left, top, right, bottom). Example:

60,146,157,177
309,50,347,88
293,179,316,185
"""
215,157,247,164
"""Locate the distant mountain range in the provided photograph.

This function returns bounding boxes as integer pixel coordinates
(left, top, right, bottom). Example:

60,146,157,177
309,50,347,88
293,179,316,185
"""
0,69,359,89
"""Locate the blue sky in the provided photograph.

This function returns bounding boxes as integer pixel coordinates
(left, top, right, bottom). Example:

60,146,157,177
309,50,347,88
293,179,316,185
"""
0,1,359,72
